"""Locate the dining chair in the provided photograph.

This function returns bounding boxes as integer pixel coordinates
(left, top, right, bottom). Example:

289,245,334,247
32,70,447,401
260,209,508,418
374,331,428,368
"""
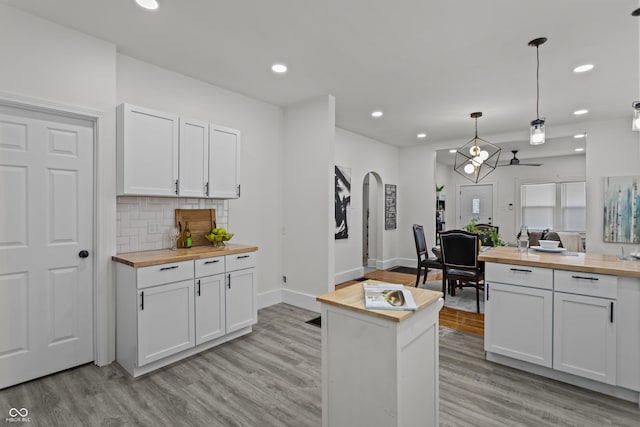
439,229,485,313
412,224,443,287
475,223,497,246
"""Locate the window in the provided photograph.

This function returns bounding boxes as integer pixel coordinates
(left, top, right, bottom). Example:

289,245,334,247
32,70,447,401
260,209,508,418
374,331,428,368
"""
521,181,586,231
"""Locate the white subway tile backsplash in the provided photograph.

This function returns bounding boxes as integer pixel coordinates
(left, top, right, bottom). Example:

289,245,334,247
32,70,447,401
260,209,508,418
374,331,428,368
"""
116,196,228,253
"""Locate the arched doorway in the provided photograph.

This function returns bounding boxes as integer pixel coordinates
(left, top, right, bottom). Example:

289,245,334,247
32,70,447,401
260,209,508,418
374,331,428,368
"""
362,172,383,272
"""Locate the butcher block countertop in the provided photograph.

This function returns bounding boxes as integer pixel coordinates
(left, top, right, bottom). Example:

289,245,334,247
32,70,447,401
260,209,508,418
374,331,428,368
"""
479,246,640,278
316,280,443,322
112,244,258,268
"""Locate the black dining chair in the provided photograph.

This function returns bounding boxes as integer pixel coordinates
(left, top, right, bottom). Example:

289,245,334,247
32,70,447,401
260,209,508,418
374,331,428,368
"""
476,223,498,246
412,224,443,287
439,229,485,313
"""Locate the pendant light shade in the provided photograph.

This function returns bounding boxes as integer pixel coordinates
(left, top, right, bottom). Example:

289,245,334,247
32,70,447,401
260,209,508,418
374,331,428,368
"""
454,112,501,183
529,37,547,145
633,101,640,131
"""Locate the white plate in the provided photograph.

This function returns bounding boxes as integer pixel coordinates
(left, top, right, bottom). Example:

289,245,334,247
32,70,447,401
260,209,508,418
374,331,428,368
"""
630,252,640,259
530,246,567,253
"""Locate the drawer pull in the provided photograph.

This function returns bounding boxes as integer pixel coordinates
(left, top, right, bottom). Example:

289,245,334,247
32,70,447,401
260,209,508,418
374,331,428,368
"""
486,283,489,300
236,255,250,259
204,260,220,264
160,266,179,271
140,291,144,310
227,273,231,289
510,268,532,273
197,279,201,296
571,275,599,281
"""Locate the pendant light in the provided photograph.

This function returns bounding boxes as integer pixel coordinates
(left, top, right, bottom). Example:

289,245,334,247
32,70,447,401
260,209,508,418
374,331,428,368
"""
633,101,640,131
454,112,501,183
528,37,547,145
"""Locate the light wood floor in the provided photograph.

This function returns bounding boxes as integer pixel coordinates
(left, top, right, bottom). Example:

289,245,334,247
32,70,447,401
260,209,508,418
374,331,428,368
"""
336,268,485,336
2,303,639,426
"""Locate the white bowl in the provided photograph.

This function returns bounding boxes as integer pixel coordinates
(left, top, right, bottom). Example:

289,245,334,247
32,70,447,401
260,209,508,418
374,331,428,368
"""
538,240,560,249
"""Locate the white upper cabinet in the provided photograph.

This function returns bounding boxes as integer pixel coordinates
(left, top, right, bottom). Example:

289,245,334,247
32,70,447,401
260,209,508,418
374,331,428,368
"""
209,125,240,199
117,103,241,199
179,118,209,197
117,103,179,196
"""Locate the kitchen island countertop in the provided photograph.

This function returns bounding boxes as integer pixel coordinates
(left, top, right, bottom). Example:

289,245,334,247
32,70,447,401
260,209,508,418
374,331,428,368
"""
112,244,258,267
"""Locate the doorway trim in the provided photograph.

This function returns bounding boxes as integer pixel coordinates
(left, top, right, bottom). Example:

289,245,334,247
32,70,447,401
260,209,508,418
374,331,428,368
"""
0,92,110,366
455,180,498,228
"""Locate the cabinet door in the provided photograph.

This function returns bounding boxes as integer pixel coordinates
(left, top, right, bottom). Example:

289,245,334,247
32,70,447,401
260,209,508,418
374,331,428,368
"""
195,274,226,345
554,292,616,384
117,103,179,196
137,280,195,366
484,282,553,367
208,125,240,198
179,118,209,197
225,269,256,333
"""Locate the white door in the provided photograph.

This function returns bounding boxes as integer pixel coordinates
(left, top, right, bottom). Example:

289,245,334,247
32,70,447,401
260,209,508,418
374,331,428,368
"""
208,125,240,198
226,269,256,333
195,273,226,345
484,282,553,368
137,280,195,366
179,118,209,197
0,105,94,389
553,292,616,384
459,184,493,226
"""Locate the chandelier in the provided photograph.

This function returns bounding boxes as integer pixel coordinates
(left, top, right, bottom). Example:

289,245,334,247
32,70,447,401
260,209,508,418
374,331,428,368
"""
454,112,501,183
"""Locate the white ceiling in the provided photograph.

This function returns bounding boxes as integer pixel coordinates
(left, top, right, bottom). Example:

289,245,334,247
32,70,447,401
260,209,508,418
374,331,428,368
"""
2,0,639,151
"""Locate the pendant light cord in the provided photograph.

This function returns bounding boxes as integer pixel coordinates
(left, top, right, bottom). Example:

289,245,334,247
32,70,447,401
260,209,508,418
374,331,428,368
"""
536,46,540,119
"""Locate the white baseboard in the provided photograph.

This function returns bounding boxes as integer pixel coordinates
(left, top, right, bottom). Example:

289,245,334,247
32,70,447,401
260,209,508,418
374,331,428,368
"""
257,289,282,309
367,258,377,268
377,257,415,270
282,288,321,313
394,257,416,268
334,266,365,284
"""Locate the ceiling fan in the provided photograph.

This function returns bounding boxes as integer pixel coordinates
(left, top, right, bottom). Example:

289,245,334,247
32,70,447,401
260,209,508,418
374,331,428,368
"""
498,150,543,167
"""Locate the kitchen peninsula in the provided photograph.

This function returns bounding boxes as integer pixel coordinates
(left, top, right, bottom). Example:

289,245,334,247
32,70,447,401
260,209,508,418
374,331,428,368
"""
317,282,444,427
479,246,640,405
112,244,258,377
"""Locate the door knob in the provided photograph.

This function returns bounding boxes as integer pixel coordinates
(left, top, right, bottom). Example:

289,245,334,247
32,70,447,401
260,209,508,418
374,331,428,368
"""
78,250,89,258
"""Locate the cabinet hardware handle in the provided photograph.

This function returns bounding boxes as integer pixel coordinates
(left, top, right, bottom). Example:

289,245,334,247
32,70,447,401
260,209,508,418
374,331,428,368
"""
140,291,144,310
571,275,599,281
197,279,201,296
228,273,231,289
486,283,489,300
237,184,241,197
175,179,179,195
205,182,209,195
204,260,220,264
237,255,250,259
510,268,532,273
610,302,614,323
160,266,179,271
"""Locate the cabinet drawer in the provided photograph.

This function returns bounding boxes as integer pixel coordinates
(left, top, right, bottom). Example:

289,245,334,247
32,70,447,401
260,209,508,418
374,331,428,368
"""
554,270,617,299
195,256,225,278
137,260,194,289
225,252,256,271
485,263,553,290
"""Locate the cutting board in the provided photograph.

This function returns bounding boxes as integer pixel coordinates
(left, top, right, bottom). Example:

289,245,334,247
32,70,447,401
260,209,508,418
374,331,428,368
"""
175,209,217,247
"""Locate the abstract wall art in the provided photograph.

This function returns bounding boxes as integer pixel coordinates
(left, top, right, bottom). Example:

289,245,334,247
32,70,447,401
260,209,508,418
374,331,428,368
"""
335,165,351,239
603,176,640,243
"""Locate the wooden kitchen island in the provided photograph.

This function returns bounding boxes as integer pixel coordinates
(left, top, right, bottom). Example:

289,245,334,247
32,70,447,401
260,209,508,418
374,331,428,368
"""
317,281,444,427
479,246,640,405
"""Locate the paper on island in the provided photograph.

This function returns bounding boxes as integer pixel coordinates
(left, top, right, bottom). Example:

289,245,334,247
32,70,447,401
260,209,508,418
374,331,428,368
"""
363,283,417,311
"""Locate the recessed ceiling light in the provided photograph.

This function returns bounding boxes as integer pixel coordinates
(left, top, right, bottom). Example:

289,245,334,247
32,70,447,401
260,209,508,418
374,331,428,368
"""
575,148,585,152
573,64,594,73
371,111,383,118
574,133,586,139
574,109,589,115
449,149,457,153
271,64,288,74
135,0,159,10
417,133,427,139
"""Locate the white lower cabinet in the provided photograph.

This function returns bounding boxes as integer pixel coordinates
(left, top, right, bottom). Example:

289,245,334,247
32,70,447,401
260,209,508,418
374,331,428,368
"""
116,250,257,377
485,282,553,367
138,279,195,366
553,292,616,384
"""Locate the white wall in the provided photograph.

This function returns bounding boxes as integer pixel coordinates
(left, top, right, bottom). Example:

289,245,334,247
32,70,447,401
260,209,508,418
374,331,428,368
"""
585,118,640,255
282,96,335,310
436,154,586,244
398,145,438,263
116,54,285,300
334,128,400,282
0,4,117,364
